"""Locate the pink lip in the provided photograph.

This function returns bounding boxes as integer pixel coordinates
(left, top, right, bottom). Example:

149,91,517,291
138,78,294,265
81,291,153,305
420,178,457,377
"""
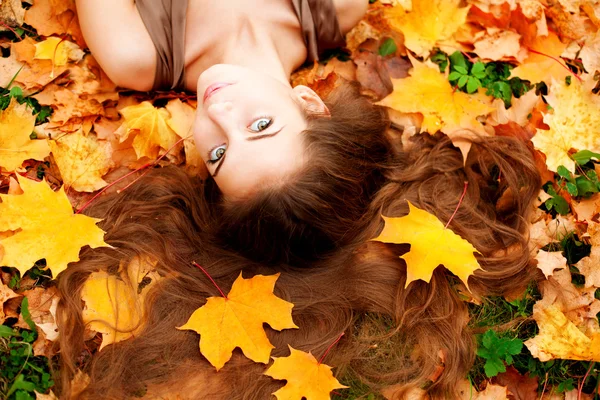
203,83,232,104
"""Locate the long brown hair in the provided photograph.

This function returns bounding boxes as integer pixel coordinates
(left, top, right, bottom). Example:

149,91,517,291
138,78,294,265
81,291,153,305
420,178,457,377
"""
55,83,541,399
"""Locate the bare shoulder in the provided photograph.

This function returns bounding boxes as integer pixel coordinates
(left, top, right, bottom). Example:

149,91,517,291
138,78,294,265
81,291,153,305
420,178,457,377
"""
332,0,369,34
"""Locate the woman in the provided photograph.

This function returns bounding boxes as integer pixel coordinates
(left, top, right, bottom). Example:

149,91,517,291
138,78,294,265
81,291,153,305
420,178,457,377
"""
77,0,367,199
57,1,542,399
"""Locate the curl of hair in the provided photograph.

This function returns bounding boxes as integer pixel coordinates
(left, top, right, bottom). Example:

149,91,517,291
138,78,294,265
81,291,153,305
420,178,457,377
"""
55,83,541,399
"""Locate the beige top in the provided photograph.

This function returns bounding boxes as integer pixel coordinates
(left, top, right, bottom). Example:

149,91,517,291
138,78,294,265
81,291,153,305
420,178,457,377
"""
135,0,345,91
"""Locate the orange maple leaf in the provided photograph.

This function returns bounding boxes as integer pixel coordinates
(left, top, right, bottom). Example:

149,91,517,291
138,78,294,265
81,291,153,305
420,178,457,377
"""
178,272,298,371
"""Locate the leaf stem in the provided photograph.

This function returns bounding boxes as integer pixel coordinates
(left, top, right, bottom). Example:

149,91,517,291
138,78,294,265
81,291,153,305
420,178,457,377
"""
318,332,344,365
192,261,227,299
444,181,469,229
527,48,582,82
578,362,596,400
75,134,190,214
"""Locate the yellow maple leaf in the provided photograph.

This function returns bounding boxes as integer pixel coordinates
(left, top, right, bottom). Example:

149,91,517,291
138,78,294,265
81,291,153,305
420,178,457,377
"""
0,98,50,172
177,273,298,371
525,303,600,362
82,256,159,350
49,129,114,192
264,345,348,400
510,32,571,84
372,201,482,288
384,0,470,56
532,78,600,173
377,59,494,135
49,130,115,192
33,36,84,67
118,101,181,160
0,176,109,277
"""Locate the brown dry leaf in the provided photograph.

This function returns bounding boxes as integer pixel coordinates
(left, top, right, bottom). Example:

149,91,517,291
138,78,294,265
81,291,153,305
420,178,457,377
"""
572,193,600,221
32,328,54,358
0,280,20,324
0,97,51,172
33,83,106,124
11,38,69,92
525,303,600,362
574,247,600,288
538,268,600,335
35,390,58,400
473,28,524,62
0,48,25,88
535,250,568,279
492,366,537,400
49,129,115,192
510,32,571,84
581,30,600,73
493,366,538,400
545,0,597,41
529,218,554,252
456,379,509,399
24,0,86,47
0,0,25,30
15,286,59,341
532,77,600,173
70,370,90,398
385,0,470,56
165,99,206,176
117,101,181,160
488,89,541,127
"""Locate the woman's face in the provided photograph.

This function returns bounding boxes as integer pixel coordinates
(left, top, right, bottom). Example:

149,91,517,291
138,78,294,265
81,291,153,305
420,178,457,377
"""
193,64,326,198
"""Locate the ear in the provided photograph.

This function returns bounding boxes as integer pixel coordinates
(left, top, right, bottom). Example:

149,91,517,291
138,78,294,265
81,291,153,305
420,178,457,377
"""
292,85,331,116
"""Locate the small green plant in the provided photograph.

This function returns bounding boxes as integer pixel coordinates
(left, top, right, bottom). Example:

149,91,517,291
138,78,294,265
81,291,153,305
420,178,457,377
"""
557,165,600,198
431,50,531,107
0,326,54,400
476,329,523,377
543,184,570,215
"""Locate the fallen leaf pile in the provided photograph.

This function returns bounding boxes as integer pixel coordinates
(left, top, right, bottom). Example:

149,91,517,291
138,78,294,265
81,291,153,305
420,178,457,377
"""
2,0,600,398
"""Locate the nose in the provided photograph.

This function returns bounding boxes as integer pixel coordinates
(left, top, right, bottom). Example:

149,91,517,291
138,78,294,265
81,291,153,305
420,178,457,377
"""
206,101,236,134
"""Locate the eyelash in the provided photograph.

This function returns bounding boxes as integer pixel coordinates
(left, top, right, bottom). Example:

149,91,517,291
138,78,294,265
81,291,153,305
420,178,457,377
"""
206,144,226,165
249,115,274,132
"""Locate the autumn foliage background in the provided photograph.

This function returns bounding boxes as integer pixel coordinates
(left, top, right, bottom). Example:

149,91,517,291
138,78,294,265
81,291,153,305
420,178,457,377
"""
1,0,600,398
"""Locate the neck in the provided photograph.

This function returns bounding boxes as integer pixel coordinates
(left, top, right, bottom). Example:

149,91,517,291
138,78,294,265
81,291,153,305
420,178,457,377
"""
216,19,293,88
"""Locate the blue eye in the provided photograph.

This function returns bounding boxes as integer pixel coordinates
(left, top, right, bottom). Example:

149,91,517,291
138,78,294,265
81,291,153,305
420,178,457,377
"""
249,117,273,132
208,144,226,164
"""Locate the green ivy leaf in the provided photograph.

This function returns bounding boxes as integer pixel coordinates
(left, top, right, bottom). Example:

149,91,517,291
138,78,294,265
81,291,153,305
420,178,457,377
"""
557,165,572,181
458,75,468,88
454,65,468,75
466,76,481,93
20,297,37,332
471,62,486,79
572,150,600,165
448,71,462,81
566,182,578,197
378,38,397,57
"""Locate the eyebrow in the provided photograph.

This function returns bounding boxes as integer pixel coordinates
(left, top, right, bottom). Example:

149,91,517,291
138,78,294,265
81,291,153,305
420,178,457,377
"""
212,126,285,177
245,126,284,141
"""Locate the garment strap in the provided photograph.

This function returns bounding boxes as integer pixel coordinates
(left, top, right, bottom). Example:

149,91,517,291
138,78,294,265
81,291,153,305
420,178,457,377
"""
292,0,345,62
135,0,188,91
